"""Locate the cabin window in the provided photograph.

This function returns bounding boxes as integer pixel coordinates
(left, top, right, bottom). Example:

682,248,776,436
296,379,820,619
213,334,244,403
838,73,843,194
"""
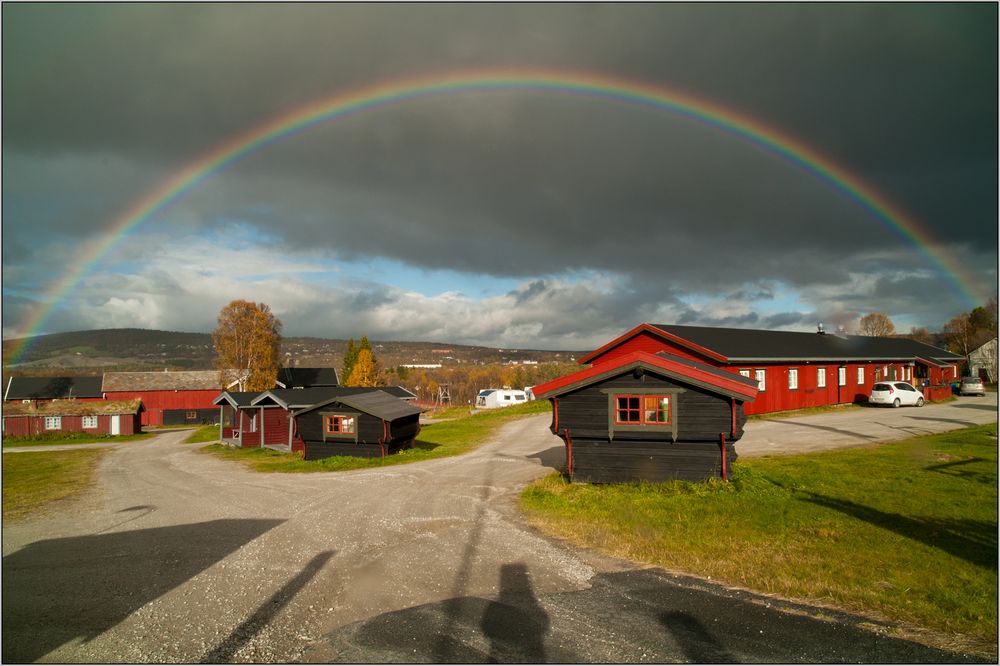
817,368,827,388
755,369,766,392
788,368,799,390
857,367,864,384
739,369,750,378
838,367,846,387
186,410,197,420
44,416,62,430
615,395,671,425
82,415,98,429
325,415,356,435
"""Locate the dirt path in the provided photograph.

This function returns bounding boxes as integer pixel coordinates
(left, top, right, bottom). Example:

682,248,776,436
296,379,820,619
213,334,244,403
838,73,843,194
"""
2,407,992,663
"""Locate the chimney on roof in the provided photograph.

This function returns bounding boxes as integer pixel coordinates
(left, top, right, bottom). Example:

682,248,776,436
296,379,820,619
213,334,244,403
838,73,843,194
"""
817,323,826,335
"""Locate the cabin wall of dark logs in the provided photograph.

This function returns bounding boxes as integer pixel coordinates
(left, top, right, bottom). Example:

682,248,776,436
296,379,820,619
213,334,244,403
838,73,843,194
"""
552,371,745,483
295,408,420,461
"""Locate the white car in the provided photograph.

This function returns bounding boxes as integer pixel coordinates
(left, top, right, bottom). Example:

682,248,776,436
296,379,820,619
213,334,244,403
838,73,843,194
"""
869,381,925,408
959,377,986,396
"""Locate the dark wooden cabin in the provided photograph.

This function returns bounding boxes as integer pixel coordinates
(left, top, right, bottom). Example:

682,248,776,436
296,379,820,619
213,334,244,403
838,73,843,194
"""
294,391,423,460
532,350,759,483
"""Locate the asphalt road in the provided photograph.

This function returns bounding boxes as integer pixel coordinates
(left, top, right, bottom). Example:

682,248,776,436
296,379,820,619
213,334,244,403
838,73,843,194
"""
2,395,995,663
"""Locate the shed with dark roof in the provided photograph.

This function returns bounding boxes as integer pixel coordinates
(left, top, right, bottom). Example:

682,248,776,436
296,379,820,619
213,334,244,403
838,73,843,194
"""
212,386,424,454
293,391,423,460
532,350,759,483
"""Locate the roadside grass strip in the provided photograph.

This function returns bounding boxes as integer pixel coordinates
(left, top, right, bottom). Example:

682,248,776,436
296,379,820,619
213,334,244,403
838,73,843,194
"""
2,448,108,521
2,432,152,448
198,400,551,472
520,423,998,648
184,424,223,444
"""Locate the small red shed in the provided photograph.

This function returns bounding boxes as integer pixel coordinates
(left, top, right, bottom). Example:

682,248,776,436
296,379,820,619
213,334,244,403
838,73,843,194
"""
2,399,142,437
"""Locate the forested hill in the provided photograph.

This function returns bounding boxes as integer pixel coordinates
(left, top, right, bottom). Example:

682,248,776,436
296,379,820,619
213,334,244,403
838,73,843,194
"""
2,328,578,374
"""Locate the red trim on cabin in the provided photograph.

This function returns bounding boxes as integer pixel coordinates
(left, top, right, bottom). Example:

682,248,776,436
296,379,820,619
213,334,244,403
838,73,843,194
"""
578,323,728,366
730,397,736,439
551,398,559,433
563,428,574,476
719,433,728,481
533,351,759,402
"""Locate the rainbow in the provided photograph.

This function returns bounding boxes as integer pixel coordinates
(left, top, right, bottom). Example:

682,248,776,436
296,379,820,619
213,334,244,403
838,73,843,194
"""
6,67,984,364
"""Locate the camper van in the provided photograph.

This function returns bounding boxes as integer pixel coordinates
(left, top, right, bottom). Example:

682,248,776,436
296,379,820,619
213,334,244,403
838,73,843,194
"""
475,388,528,409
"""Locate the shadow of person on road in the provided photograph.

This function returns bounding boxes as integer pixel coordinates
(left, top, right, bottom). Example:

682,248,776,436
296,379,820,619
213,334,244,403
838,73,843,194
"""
481,563,550,663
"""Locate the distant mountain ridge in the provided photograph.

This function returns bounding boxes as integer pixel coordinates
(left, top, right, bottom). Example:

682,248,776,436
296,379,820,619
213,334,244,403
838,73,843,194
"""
2,328,578,373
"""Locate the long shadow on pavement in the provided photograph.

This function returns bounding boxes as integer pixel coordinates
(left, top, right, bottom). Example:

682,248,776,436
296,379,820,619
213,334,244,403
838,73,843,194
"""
202,549,334,663
2,518,284,663
310,568,986,663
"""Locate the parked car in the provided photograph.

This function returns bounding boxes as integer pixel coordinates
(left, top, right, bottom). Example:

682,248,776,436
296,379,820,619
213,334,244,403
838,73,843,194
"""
869,382,925,407
959,376,986,396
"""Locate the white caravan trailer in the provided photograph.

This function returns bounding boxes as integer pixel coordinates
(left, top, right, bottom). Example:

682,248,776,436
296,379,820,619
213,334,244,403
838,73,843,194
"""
475,388,528,409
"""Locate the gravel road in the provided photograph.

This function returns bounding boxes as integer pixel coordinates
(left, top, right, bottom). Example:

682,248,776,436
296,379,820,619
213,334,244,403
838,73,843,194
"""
2,396,995,663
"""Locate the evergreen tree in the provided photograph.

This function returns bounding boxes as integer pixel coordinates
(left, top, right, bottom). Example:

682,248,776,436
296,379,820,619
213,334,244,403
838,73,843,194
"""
342,338,358,384
346,348,377,387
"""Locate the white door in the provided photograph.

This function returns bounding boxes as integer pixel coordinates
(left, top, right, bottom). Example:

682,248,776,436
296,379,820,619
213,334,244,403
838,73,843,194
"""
110,415,121,436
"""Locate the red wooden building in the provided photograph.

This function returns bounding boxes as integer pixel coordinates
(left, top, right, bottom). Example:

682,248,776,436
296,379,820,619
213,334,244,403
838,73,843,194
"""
2,399,142,437
213,386,423,455
574,323,962,415
102,371,227,427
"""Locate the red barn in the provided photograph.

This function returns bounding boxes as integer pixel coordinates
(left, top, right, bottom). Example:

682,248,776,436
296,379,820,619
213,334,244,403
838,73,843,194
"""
2,399,142,437
103,371,228,427
574,324,962,415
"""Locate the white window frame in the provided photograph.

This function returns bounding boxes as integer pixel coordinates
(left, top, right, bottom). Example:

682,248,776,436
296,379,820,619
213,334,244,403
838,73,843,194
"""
755,369,766,392
857,367,864,384
82,415,98,429
788,368,799,390
838,367,846,387
739,369,751,378
817,367,827,388
44,416,62,430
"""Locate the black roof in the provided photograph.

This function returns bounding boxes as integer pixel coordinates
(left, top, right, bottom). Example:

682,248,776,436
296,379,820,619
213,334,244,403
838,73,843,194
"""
654,351,761,391
652,324,961,363
296,390,423,421
5,376,104,400
212,391,261,407
276,367,339,388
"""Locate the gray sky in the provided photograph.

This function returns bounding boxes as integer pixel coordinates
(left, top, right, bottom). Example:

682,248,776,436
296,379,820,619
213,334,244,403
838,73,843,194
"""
3,3,996,351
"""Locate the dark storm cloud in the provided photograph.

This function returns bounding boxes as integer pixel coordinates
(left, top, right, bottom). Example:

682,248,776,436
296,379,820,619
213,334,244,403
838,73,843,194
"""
3,3,996,341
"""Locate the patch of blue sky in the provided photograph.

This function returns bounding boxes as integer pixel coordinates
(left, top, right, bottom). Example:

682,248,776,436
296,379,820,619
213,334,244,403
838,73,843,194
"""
297,255,526,299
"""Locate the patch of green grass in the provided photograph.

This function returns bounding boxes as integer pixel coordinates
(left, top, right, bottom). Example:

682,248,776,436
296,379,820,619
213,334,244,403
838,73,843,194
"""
2,448,108,521
520,423,998,648
3,432,153,447
184,425,221,444
747,403,863,420
199,399,551,473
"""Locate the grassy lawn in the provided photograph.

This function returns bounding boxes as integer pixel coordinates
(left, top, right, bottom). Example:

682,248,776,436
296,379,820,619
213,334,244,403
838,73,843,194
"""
184,424,222,444
2,449,109,521
198,400,550,472
2,432,152,448
521,423,998,649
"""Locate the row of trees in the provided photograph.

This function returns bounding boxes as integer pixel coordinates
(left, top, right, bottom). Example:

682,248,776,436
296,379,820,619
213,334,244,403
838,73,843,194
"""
859,300,997,374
